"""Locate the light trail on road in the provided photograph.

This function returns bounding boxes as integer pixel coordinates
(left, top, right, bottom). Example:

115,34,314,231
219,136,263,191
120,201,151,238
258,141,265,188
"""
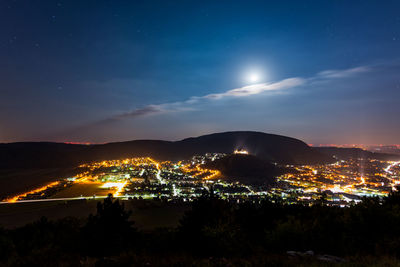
384,161,400,190
384,161,400,175
0,196,106,205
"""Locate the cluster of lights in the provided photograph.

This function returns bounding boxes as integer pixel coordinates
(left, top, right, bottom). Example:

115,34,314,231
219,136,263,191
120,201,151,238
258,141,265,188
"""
234,149,249,155
4,154,399,207
274,158,399,204
6,181,60,203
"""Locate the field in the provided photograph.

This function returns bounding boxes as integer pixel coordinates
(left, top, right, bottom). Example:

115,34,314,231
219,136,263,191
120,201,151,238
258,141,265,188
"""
0,168,80,199
0,199,190,229
51,182,113,198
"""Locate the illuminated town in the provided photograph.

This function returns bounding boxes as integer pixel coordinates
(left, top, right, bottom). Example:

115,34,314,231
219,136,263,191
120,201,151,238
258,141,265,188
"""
3,152,400,207
274,159,400,206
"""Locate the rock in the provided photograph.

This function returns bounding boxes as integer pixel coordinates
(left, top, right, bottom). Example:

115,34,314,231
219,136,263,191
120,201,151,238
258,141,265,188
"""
286,251,299,257
304,250,314,256
317,254,345,263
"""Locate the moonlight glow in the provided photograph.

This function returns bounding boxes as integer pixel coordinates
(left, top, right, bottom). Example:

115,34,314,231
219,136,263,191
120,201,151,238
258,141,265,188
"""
249,73,259,83
245,71,262,84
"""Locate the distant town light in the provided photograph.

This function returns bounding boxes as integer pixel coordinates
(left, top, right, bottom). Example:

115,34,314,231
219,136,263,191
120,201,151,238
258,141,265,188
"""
234,149,249,155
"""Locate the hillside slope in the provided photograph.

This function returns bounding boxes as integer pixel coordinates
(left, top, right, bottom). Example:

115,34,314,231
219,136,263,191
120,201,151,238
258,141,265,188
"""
205,154,280,185
0,131,334,169
314,147,400,161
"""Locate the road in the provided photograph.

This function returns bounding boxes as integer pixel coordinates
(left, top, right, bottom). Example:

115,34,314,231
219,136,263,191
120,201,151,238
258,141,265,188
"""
0,195,128,205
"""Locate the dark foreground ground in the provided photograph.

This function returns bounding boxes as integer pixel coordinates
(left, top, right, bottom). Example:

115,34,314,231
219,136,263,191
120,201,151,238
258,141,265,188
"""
0,199,189,230
2,193,400,266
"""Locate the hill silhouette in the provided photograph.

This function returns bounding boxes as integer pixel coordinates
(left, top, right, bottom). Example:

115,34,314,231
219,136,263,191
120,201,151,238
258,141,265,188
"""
315,147,400,161
205,154,282,185
0,131,334,169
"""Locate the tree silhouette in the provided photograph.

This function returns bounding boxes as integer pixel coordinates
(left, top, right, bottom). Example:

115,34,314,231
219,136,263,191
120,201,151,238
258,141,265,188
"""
82,194,135,256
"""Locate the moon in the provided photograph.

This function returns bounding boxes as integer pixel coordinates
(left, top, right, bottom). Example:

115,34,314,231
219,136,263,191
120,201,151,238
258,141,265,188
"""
242,67,265,84
246,71,261,84
248,73,260,83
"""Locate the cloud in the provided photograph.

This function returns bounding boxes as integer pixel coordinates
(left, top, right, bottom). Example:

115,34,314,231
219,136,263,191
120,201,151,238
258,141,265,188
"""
317,66,370,79
203,78,305,98
81,105,165,128
114,105,163,119
96,65,370,122
110,78,306,120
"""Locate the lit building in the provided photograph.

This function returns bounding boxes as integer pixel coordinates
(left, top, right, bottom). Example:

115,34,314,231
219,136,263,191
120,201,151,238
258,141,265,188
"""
234,149,249,155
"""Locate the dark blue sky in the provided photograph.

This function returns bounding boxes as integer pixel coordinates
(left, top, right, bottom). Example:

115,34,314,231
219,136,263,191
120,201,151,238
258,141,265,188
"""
1,0,400,144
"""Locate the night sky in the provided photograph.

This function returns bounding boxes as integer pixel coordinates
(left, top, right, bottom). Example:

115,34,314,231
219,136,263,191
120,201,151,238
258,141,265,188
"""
1,0,400,144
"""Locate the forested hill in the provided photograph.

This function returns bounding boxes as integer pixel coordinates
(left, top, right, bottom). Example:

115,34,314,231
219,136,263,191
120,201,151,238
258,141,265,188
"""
0,131,334,169
315,147,400,161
